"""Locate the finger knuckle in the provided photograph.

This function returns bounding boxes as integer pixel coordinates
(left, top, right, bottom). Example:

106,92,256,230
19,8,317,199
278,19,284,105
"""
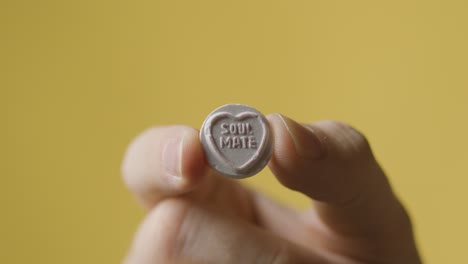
144,198,192,262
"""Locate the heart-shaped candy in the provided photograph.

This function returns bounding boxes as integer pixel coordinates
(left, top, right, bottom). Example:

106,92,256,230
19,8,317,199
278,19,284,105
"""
200,104,273,178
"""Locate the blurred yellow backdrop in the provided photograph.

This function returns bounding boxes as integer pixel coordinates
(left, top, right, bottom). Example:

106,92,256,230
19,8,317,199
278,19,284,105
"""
2,1,467,263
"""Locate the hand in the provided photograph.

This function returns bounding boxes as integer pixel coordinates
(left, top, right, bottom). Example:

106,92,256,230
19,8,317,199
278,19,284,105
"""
121,114,422,264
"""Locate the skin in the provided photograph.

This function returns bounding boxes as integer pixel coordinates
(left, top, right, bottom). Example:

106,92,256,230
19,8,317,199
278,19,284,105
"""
121,114,423,264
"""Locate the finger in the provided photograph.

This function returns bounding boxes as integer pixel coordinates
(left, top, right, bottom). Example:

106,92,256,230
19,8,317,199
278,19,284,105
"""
124,198,323,264
267,114,414,240
121,125,256,222
121,125,208,208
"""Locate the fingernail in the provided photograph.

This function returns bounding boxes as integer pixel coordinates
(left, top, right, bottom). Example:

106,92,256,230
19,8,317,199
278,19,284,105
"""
276,114,325,159
162,133,185,177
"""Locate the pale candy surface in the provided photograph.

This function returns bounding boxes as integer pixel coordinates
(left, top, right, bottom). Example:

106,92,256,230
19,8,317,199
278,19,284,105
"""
200,104,273,178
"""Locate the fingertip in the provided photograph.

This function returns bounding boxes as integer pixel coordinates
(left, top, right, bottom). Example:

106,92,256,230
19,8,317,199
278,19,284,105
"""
177,127,209,191
121,126,161,193
267,113,299,168
268,113,326,161
121,125,209,208
266,113,326,191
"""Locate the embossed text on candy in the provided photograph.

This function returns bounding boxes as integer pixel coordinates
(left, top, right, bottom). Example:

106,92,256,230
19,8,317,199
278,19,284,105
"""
200,103,273,178
219,123,257,149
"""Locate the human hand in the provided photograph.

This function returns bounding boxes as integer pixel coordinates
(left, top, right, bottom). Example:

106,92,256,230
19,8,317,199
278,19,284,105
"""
121,114,422,263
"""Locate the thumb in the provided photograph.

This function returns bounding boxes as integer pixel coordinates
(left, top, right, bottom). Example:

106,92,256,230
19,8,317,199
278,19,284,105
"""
267,114,414,240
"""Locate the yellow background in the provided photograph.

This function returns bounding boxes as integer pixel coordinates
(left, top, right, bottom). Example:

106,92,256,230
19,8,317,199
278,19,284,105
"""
2,1,467,263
